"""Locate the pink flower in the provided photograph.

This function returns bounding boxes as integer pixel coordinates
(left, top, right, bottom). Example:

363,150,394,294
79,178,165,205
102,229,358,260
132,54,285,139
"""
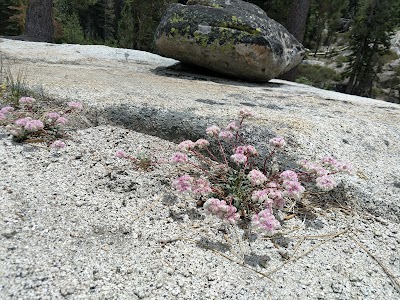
268,190,285,209
266,181,278,188
206,125,220,137
178,140,195,152
15,117,32,126
67,101,83,110
172,175,194,192
239,108,254,118
115,150,127,158
203,198,240,223
315,166,329,176
50,140,66,149
46,112,60,121
248,169,267,185
234,145,246,154
280,170,298,182
269,136,286,149
283,180,305,199
19,97,35,105
233,145,258,156
226,121,239,131
203,198,222,214
192,178,212,195
245,145,258,156
321,156,338,166
170,152,188,164
56,117,68,125
0,106,14,114
218,130,234,140
316,175,337,191
0,112,6,121
24,119,44,131
252,189,270,203
231,153,247,164
194,139,210,149
252,208,280,231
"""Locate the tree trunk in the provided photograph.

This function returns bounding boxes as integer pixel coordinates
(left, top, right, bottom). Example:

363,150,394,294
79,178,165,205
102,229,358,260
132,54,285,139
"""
285,0,311,43
24,0,54,43
279,0,311,81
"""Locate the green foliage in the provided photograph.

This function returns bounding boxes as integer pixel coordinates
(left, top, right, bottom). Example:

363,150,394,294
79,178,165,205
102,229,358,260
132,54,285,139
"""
345,0,399,96
117,0,135,49
3,63,28,106
380,50,399,65
0,0,28,35
61,13,85,44
304,0,348,51
296,64,340,90
335,55,349,67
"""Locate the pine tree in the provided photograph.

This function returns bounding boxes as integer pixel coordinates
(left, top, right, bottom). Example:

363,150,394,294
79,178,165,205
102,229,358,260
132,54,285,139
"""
0,0,28,36
117,0,135,49
103,0,115,42
62,12,85,44
345,0,397,96
304,0,348,52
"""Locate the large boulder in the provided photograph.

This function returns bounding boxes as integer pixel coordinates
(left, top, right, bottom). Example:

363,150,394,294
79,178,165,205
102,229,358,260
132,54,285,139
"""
155,0,305,82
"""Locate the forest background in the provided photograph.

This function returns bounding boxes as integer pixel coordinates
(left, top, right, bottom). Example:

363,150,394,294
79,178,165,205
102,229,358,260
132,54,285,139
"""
1,0,400,102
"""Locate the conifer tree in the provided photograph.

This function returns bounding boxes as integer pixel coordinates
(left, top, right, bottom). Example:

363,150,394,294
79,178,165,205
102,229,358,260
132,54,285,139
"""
117,0,135,49
345,0,397,96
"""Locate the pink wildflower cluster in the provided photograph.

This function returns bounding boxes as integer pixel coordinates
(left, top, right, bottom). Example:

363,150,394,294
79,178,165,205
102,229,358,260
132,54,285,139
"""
219,130,234,140
45,112,68,126
194,139,209,149
50,140,66,149
0,106,14,121
206,125,220,137
252,208,280,231
316,175,336,191
169,108,354,232
178,140,196,152
226,121,239,131
170,152,188,164
15,117,44,132
239,108,255,118
231,145,258,165
115,149,128,158
67,101,83,110
269,136,286,149
252,182,285,209
203,198,240,223
172,175,212,195
298,156,353,191
19,97,35,105
248,169,267,186
0,98,83,148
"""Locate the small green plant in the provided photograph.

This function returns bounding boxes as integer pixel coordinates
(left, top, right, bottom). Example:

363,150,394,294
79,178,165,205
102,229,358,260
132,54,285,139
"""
115,150,157,171
295,76,313,86
0,96,83,147
118,109,354,231
380,50,399,65
335,55,348,67
4,66,29,106
297,64,340,90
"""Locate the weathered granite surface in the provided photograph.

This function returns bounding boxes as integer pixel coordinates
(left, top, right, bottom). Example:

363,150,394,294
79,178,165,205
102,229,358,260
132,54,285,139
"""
0,38,399,299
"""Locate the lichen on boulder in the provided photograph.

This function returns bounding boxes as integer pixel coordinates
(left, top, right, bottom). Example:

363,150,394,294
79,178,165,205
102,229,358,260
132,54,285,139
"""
155,0,305,82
